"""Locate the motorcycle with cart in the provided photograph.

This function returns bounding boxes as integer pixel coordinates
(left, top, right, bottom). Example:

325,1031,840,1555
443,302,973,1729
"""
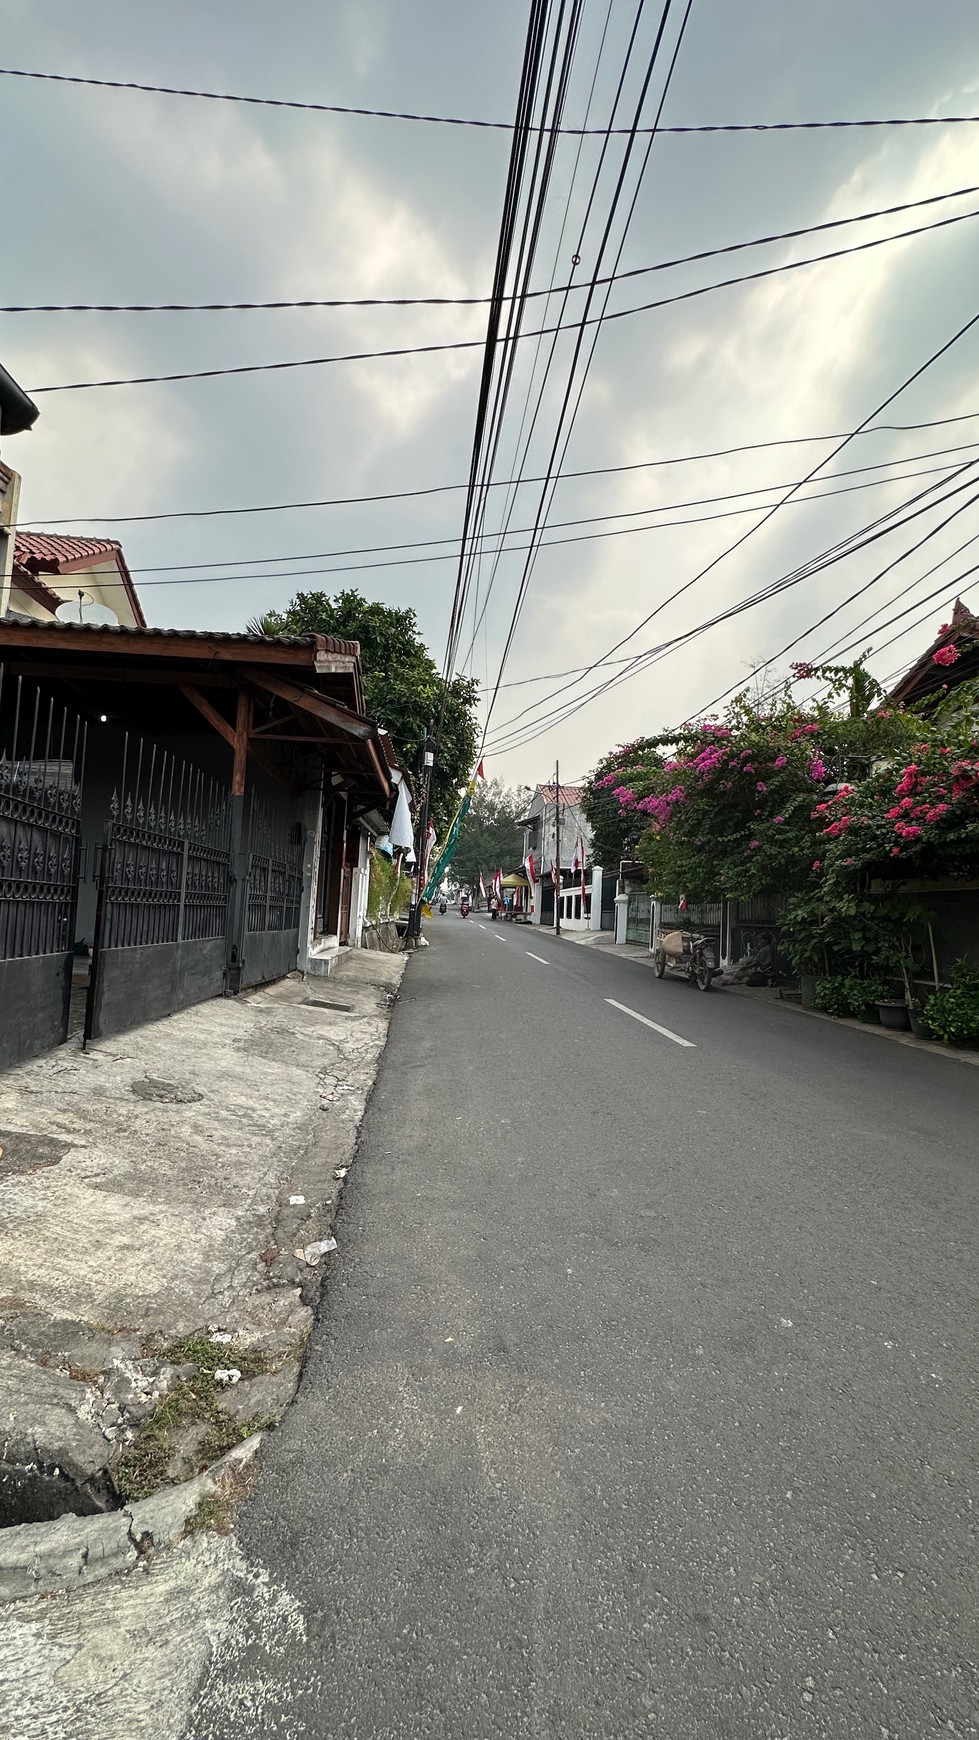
652,924,719,992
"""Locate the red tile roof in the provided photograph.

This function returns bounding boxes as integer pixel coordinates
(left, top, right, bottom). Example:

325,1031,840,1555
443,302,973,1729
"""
13,531,147,628
889,595,978,706
538,783,584,805
14,533,122,571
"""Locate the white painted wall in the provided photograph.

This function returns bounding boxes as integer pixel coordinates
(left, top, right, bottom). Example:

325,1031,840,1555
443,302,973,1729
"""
350,828,371,947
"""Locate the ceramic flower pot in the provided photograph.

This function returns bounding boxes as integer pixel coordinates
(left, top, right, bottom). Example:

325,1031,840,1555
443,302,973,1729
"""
907,1008,930,1039
877,1001,910,1031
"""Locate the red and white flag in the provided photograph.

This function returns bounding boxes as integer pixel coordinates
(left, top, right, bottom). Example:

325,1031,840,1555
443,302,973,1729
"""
475,759,485,780
522,851,535,914
478,871,488,901
574,835,587,904
551,860,560,890
424,821,437,881
679,892,688,912
493,868,503,898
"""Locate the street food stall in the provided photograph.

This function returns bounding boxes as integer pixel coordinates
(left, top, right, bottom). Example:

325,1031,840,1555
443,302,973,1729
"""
500,872,532,921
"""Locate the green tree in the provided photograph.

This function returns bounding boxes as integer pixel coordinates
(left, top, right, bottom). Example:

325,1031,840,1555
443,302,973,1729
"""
252,590,479,836
582,737,661,871
452,778,526,893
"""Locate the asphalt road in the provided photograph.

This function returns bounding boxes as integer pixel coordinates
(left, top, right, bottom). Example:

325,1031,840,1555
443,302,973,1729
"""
188,918,979,1739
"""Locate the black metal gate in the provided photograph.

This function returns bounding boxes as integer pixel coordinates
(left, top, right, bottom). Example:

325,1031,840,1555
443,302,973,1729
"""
85,739,233,1042
240,791,304,989
0,669,86,1071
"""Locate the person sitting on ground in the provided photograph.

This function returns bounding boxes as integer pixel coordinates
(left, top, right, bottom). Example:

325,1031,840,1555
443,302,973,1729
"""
726,932,776,985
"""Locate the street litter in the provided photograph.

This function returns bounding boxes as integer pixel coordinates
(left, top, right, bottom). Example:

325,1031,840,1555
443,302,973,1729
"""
288,1194,306,1205
297,1237,338,1265
210,1331,233,1345
333,1167,348,1180
214,1367,242,1385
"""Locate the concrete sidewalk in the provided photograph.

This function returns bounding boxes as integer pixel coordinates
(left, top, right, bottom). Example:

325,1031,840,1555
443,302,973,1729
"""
0,947,404,1737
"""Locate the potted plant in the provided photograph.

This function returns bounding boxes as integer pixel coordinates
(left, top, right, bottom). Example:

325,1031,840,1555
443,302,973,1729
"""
780,891,830,1007
812,973,890,1021
922,959,979,1047
894,919,938,1038
876,992,910,1031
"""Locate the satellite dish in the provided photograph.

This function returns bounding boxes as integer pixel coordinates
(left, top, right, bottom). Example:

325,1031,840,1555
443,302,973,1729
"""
55,598,119,627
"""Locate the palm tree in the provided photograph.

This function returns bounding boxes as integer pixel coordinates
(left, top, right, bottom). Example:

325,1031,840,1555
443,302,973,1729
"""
245,612,283,637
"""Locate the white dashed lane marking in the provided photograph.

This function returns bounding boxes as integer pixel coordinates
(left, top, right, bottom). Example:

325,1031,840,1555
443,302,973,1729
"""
605,998,696,1048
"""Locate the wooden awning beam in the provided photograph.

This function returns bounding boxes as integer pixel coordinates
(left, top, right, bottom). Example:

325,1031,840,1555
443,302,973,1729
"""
246,670,374,740
179,683,236,749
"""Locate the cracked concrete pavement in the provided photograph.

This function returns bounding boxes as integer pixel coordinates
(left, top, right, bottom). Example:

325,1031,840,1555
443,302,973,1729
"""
0,946,404,1738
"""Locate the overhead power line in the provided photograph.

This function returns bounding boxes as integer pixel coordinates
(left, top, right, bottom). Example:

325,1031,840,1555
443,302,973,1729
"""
29,201,979,393
6,171,974,314
479,0,696,751
21,408,979,529
693,479,979,719
25,452,976,596
484,465,979,749
483,305,979,752
110,444,979,574
2,66,977,136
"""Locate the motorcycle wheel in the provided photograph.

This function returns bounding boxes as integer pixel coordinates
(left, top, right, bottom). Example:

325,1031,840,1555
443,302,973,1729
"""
695,961,714,991
653,949,666,978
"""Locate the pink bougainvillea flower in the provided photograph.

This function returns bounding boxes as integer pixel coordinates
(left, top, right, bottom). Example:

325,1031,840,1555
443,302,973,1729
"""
790,660,816,679
891,847,901,857
809,757,827,781
756,781,767,791
773,755,787,768
812,859,821,872
749,840,760,850
773,815,784,824
933,644,960,667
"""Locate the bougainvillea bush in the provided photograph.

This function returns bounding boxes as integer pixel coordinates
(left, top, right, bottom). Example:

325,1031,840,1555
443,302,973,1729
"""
581,663,979,984
582,665,917,903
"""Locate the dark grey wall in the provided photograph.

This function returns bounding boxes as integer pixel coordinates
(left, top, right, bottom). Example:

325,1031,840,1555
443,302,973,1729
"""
88,937,226,1041
0,953,70,1070
240,929,299,990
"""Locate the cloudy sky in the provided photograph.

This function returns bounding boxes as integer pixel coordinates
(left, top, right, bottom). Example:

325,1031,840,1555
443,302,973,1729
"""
3,0,978,787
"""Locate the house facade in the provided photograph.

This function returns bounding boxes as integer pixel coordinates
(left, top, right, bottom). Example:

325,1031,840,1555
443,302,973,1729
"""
518,782,593,928
0,617,404,1073
3,532,146,629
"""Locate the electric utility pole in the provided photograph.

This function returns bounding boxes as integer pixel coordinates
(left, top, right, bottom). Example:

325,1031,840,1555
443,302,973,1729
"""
554,757,561,936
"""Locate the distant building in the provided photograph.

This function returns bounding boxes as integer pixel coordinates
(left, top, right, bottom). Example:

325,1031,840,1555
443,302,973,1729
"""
518,782,593,928
518,781,592,872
